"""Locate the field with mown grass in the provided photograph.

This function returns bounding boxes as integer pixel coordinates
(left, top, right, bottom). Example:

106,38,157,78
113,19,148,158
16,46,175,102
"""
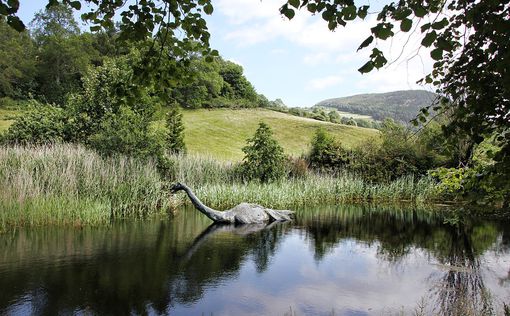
179,108,379,161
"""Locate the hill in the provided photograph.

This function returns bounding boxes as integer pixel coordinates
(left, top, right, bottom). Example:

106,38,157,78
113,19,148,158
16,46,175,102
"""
0,108,379,161
316,90,438,123
181,108,379,161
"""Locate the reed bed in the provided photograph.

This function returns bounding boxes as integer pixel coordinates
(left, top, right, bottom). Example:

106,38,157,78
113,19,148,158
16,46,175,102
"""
167,154,441,209
0,144,174,228
0,144,441,229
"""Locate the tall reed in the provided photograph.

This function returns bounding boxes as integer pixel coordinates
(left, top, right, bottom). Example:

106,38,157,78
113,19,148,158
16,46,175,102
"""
166,154,441,209
0,144,174,228
0,145,442,229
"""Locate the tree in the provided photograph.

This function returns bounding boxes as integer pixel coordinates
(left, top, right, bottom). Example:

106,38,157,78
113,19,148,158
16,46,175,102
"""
328,110,341,123
242,122,286,182
1,0,216,60
219,59,258,102
30,5,99,104
0,18,36,98
308,128,349,172
279,0,509,195
165,106,186,154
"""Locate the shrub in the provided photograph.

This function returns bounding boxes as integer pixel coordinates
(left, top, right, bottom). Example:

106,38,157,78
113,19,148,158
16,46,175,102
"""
88,106,164,159
287,156,310,179
2,101,68,144
308,128,350,172
165,105,186,154
241,122,286,182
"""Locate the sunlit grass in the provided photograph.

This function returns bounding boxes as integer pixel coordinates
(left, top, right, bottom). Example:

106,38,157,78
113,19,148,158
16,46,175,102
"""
179,108,380,161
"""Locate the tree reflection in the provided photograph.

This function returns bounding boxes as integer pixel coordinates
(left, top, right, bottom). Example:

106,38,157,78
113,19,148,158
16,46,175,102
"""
296,204,510,315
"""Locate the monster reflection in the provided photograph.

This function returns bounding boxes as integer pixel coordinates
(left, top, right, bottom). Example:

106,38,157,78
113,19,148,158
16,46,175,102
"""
0,205,508,315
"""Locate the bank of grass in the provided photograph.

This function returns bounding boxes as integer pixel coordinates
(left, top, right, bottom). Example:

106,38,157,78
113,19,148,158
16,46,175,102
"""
179,108,379,161
0,144,441,230
0,144,174,229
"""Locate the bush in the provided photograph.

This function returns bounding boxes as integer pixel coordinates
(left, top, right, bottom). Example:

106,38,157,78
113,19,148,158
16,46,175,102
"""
165,105,186,154
2,101,68,144
88,106,164,159
241,122,286,182
308,128,350,172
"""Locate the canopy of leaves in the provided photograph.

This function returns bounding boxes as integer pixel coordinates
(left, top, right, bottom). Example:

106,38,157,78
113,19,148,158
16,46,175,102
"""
1,0,217,60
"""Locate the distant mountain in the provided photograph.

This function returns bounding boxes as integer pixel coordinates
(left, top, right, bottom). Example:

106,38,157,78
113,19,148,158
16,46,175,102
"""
315,90,439,123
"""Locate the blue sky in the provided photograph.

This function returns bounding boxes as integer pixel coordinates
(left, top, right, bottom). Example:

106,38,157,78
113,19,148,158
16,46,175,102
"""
17,0,434,107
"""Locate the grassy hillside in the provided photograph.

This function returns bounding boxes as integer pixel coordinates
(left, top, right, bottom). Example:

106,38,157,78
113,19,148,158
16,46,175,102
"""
181,108,379,161
0,107,379,161
316,90,438,123
0,109,18,132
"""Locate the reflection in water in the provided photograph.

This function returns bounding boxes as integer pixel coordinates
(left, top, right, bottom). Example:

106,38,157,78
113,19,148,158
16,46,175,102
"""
0,205,509,315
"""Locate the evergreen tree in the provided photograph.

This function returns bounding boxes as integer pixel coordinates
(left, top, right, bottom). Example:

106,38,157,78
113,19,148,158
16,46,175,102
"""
242,122,286,182
165,106,186,154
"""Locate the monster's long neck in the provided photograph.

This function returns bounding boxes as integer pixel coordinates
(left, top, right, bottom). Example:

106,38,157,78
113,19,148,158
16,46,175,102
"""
181,185,227,222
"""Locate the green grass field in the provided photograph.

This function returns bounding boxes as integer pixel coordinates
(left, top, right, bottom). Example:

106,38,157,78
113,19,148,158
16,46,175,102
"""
180,108,379,161
0,107,379,161
0,109,19,132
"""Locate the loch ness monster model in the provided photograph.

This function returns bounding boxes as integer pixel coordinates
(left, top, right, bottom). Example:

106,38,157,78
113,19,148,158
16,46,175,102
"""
170,182,294,224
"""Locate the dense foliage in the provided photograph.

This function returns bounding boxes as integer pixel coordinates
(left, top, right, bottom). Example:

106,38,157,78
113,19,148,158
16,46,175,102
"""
308,119,446,182
281,0,509,207
165,106,186,154
241,122,287,182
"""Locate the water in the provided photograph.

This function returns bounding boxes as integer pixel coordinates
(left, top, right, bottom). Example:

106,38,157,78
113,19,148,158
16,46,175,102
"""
0,205,509,315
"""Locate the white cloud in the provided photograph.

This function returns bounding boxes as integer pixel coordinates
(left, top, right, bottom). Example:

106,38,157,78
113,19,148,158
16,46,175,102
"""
307,75,344,91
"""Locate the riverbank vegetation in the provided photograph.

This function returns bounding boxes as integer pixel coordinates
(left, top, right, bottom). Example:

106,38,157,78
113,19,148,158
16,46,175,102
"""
0,143,442,229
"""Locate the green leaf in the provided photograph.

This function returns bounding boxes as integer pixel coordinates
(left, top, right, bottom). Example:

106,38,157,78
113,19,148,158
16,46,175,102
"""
7,16,24,31
0,4,8,15
358,61,374,73
430,48,443,61
7,0,19,11
342,5,357,20
371,23,393,40
280,5,295,20
307,3,317,13
400,18,412,32
421,23,431,32
413,5,427,18
69,1,81,10
203,3,213,14
421,31,437,47
90,25,101,32
357,5,369,19
437,38,454,51
431,18,448,30
357,35,374,51
289,0,300,9
322,10,333,21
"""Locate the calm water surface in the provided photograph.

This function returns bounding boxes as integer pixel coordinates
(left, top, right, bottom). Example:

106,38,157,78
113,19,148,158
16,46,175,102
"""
1,205,509,315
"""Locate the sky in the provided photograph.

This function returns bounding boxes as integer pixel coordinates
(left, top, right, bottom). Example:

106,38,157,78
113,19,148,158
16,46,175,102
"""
16,0,435,107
